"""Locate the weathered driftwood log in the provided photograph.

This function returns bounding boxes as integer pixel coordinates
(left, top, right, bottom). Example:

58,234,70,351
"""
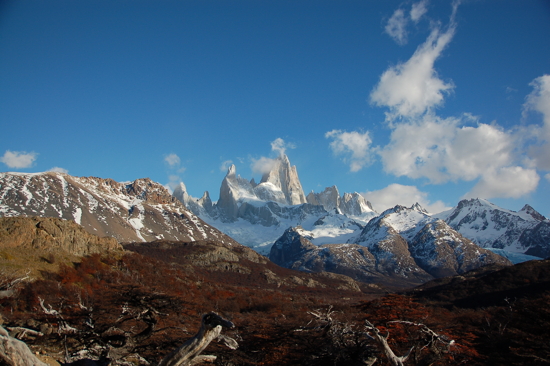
0,325,48,366
159,312,238,366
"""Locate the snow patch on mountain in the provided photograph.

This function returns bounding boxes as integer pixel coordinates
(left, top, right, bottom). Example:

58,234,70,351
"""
0,172,239,246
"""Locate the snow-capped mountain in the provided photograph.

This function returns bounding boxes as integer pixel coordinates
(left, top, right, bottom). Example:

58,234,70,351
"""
269,204,511,287
0,172,237,245
176,153,377,253
436,198,550,258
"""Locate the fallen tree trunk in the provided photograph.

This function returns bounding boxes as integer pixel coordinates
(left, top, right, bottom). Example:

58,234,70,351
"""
159,312,238,366
0,325,48,366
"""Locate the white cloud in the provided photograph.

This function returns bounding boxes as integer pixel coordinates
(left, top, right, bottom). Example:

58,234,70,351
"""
250,138,295,175
385,8,409,45
464,167,540,199
164,153,181,167
325,130,373,172
523,74,550,170
271,137,295,156
385,1,429,45
545,173,550,183
367,2,542,200
220,160,234,172
0,150,37,169
164,153,185,174
363,183,449,213
378,115,516,184
410,0,429,23
524,75,550,125
371,21,456,119
251,156,277,175
48,167,68,174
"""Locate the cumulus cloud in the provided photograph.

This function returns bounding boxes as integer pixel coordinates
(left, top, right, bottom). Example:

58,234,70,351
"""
379,115,516,184
251,156,277,175
164,153,185,174
250,138,295,175
367,2,540,200
464,167,540,199
385,8,409,45
410,0,429,22
325,130,373,172
48,167,69,174
523,74,550,170
0,150,37,169
164,153,181,167
271,137,295,157
363,183,450,213
371,23,455,119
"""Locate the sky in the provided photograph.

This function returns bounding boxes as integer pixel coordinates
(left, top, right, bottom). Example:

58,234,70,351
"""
1,0,549,216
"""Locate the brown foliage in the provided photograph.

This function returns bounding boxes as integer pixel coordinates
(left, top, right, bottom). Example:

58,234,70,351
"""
1,248,548,365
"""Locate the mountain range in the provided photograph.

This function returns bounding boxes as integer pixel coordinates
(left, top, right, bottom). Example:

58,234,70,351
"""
1,153,548,287
0,172,234,245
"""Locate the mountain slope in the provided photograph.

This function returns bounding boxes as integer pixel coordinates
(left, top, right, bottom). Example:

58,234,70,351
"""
0,172,237,245
437,198,550,258
270,205,511,288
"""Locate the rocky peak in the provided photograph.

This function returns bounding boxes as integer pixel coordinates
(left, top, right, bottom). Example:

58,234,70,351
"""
306,186,340,211
410,202,429,214
172,182,189,203
260,154,306,205
124,178,176,205
269,226,316,267
227,164,237,176
216,165,256,221
340,192,375,216
307,187,375,217
520,204,546,222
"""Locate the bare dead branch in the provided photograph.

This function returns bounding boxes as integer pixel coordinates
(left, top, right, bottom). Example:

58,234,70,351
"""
158,312,237,366
364,319,413,366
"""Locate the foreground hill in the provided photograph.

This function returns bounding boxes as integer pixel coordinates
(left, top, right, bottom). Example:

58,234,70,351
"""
0,216,123,278
124,239,366,293
1,229,548,365
410,258,550,308
408,259,550,365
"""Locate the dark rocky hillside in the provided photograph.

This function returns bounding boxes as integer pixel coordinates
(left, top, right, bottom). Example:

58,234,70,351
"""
408,260,550,365
124,240,368,293
409,259,550,308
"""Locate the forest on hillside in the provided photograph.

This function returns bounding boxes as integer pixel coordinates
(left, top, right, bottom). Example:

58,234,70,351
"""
1,248,549,365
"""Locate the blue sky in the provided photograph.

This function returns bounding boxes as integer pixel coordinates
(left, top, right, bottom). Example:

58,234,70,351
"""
1,0,549,216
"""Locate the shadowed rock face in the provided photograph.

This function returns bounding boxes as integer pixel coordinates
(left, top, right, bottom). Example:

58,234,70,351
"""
409,220,512,278
0,216,122,256
270,206,513,288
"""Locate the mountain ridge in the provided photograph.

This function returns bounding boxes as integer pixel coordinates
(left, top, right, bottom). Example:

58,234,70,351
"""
0,171,237,246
